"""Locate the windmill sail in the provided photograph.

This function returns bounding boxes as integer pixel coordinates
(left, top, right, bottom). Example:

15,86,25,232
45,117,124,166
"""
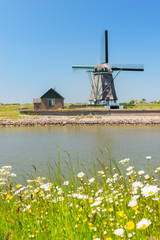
111,64,144,71
101,30,108,63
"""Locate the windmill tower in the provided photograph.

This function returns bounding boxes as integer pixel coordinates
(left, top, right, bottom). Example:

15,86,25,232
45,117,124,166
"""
72,30,144,107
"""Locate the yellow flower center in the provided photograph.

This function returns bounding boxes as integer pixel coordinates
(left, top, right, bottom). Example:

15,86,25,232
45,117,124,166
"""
148,191,153,195
141,224,147,229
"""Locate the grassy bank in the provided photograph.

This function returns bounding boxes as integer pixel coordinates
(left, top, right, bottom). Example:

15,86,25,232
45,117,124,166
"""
1,103,160,120
0,104,33,120
0,154,159,239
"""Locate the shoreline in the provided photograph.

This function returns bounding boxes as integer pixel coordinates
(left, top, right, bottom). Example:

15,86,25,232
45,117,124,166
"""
1,115,160,127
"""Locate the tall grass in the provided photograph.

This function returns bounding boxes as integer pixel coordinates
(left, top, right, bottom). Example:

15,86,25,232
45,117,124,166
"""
0,153,159,240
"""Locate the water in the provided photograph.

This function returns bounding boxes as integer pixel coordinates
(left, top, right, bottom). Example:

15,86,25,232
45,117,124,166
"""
0,126,160,181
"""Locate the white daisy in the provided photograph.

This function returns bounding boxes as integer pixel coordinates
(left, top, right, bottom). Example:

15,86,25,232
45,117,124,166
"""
40,183,52,191
63,180,69,185
128,199,137,207
90,200,102,207
114,228,124,236
136,218,151,229
119,158,130,164
141,184,159,197
132,181,143,189
144,174,150,180
126,170,133,176
126,166,134,171
77,172,85,178
89,177,95,183
138,170,145,175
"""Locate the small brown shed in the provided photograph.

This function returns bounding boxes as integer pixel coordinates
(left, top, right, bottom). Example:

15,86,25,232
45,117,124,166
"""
33,88,64,110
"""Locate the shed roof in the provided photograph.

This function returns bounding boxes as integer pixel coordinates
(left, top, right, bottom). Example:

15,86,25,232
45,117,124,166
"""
41,88,64,99
33,98,41,103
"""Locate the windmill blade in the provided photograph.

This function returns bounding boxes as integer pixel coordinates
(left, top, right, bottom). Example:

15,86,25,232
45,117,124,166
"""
101,30,108,63
72,65,95,71
111,64,144,71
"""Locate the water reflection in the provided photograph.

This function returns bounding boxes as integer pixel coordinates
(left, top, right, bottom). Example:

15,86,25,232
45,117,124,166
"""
0,126,160,181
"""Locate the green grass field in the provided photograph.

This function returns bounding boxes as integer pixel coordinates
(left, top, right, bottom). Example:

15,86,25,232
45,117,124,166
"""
0,104,33,120
1,102,160,120
0,153,159,239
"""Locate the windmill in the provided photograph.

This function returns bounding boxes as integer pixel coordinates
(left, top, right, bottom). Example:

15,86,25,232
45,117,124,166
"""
72,30,144,107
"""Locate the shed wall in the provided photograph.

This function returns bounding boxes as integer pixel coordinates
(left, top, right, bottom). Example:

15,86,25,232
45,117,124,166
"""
41,98,64,109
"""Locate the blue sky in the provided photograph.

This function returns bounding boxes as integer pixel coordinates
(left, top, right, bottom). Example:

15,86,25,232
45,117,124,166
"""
0,0,160,103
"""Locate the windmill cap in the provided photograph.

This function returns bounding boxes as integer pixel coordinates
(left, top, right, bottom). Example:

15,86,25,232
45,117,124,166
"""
94,63,112,73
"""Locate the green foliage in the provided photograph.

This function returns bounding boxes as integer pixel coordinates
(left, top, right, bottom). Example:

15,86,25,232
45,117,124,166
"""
128,100,135,106
0,154,159,239
0,104,33,120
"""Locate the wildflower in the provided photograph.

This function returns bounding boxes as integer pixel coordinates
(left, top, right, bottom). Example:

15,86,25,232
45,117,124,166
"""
77,172,85,178
63,180,69,185
105,238,112,240
83,218,88,223
90,200,102,207
16,184,22,188
23,205,31,212
2,166,12,170
128,199,137,207
146,156,152,160
136,218,151,229
40,183,52,191
126,166,134,171
114,228,124,237
117,210,124,217
132,181,143,189
128,233,133,238
141,184,159,197
89,199,93,203
126,220,135,230
57,196,64,201
39,190,43,195
138,170,145,175
133,205,138,212
98,170,104,174
9,173,16,177
89,177,95,183
108,208,113,212
126,171,133,176
119,158,130,164
6,194,13,200
144,174,150,180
